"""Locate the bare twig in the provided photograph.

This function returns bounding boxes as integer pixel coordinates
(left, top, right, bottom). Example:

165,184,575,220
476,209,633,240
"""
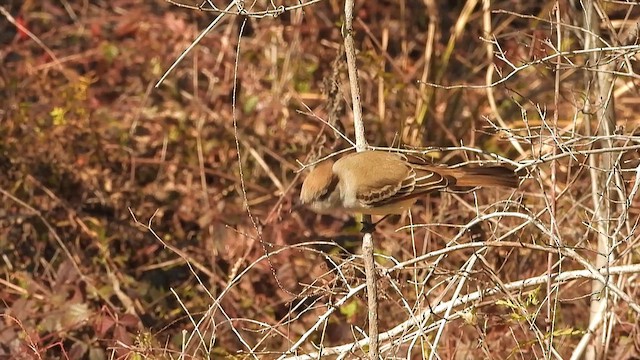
343,0,377,358
283,263,640,359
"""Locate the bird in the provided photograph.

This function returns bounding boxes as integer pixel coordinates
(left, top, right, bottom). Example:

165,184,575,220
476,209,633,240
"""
300,150,518,216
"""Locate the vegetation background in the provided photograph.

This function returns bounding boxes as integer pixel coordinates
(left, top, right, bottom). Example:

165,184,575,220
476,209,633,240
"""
1,0,639,359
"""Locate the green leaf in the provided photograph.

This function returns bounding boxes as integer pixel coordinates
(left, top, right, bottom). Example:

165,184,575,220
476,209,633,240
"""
340,300,358,318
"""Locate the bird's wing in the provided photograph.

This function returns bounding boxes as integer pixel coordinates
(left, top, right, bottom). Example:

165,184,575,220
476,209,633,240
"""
334,151,451,208
373,159,452,206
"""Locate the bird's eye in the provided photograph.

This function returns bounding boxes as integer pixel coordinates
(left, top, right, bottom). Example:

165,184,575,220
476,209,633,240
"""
317,177,339,200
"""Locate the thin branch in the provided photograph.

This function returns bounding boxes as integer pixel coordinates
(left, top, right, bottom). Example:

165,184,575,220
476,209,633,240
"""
343,0,377,358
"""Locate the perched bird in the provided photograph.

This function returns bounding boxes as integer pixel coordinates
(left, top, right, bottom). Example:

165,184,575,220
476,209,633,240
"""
300,150,518,215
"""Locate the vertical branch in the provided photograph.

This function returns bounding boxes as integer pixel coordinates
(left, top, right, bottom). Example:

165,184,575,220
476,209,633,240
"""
546,2,562,356
360,228,378,360
343,0,367,152
343,0,378,358
578,1,617,359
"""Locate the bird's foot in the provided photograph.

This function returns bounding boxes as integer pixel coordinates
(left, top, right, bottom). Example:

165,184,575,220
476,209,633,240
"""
360,215,391,233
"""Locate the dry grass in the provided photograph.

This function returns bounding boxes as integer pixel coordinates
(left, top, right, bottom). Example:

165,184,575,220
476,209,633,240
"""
1,0,640,359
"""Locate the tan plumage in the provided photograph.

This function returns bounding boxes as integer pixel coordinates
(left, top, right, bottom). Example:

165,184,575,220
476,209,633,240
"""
300,151,518,215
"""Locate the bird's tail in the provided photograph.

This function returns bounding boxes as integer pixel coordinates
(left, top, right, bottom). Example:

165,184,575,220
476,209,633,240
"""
434,165,519,189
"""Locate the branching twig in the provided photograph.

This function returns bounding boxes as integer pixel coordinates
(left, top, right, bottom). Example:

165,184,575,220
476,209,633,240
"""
282,263,640,359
